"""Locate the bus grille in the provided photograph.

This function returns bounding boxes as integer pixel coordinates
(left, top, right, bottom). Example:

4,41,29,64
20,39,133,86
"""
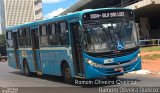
104,60,130,66
105,64,132,74
86,47,139,58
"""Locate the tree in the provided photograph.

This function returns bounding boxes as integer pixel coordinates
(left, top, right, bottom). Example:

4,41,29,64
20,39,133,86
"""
0,34,5,45
0,34,6,58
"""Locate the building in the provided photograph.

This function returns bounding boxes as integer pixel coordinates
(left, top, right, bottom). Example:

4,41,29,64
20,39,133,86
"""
60,0,160,39
126,0,160,39
0,0,5,34
4,0,43,27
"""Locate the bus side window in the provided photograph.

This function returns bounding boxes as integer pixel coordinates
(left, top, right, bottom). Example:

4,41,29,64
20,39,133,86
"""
18,28,31,47
48,23,58,45
18,29,25,47
25,28,31,47
40,25,48,46
59,22,69,45
6,31,13,48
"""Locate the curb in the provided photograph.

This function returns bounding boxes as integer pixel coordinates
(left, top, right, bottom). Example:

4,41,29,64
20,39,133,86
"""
129,70,160,75
149,72,160,75
129,70,151,75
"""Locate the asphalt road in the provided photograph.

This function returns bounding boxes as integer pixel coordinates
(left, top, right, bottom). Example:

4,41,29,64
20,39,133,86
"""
0,62,160,93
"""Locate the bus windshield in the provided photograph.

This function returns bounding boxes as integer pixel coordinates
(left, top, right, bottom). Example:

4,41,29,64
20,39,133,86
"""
83,20,138,53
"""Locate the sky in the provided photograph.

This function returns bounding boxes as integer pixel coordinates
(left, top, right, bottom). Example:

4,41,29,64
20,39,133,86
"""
42,0,79,19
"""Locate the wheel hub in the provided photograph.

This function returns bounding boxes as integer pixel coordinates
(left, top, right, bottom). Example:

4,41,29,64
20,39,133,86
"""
65,68,71,79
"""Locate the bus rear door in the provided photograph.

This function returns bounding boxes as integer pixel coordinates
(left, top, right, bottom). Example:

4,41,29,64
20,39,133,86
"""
31,28,42,74
13,32,20,69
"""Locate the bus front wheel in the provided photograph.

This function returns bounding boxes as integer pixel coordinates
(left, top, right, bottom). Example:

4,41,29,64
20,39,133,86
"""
62,63,74,84
107,76,118,81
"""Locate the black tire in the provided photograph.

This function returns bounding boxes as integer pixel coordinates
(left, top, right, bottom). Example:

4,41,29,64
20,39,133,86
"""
23,62,32,77
62,63,74,84
107,76,118,81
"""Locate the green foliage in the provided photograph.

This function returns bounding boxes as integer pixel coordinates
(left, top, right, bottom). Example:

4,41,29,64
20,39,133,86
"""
140,46,160,52
0,34,6,45
142,54,160,60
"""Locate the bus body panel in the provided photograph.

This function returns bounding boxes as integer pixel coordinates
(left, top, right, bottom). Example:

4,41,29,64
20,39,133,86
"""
83,50,141,79
35,50,41,72
40,50,56,75
39,47,74,76
7,49,17,69
18,49,35,72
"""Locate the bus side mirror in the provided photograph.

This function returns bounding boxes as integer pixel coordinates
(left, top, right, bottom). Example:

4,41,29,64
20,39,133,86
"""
82,25,90,32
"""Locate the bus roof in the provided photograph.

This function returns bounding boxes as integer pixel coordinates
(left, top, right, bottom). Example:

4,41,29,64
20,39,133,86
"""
6,8,132,31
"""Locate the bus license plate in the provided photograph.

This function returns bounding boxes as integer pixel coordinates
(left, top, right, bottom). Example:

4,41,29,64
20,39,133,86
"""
114,67,124,72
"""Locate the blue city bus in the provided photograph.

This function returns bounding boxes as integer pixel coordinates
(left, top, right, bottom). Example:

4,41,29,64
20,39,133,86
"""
6,8,141,83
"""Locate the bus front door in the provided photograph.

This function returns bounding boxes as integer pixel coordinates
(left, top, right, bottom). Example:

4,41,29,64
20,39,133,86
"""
13,32,19,69
70,22,84,77
31,29,42,73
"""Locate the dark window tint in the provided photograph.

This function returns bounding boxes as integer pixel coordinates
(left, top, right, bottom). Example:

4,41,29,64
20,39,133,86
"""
6,31,12,39
59,22,69,45
18,28,32,47
48,24,58,45
48,24,56,35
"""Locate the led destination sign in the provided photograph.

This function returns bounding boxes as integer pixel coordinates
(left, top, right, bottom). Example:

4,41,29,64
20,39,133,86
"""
83,10,134,20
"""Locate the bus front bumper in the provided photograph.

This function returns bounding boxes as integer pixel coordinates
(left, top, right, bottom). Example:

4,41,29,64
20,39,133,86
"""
84,58,142,79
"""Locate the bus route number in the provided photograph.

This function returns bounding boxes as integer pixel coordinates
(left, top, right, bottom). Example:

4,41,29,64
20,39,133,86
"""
90,14,101,19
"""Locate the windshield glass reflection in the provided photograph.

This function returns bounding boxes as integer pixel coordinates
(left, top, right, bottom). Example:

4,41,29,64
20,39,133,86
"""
83,20,138,53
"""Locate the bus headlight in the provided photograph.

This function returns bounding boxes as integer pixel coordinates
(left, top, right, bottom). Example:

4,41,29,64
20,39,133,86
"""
131,53,140,63
138,53,141,57
86,59,104,68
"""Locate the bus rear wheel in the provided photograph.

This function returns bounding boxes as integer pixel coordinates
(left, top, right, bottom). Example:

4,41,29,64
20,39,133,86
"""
62,63,74,84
